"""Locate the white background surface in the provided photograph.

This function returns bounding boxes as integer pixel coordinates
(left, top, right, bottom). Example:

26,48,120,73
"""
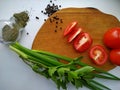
0,0,120,90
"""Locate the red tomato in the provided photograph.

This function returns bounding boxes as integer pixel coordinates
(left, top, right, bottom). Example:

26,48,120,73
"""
73,32,92,52
63,21,78,36
110,49,120,66
68,27,82,42
89,45,108,65
103,27,120,49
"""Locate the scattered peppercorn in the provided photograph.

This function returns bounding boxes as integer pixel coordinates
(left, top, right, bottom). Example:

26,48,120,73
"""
49,15,63,32
44,19,46,21
50,0,52,3
53,16,59,20
41,10,43,13
36,16,39,20
54,30,57,32
60,19,63,23
49,18,52,23
41,0,61,17
56,22,58,24
59,5,61,8
26,32,29,35
41,0,63,33
60,27,62,30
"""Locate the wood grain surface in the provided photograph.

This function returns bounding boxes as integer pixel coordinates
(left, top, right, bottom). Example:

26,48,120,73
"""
32,7,120,71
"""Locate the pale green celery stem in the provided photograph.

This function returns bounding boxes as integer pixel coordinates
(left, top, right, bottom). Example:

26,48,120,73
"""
9,45,49,67
10,45,55,67
22,58,48,69
32,50,73,61
11,43,64,66
9,45,28,59
33,50,120,79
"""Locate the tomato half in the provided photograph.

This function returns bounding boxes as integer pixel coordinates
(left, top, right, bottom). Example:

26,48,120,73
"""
73,32,92,52
63,21,78,36
110,49,120,66
103,27,120,49
89,45,108,65
68,27,82,42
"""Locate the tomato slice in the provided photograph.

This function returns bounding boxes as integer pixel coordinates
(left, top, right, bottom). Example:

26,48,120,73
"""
110,49,120,66
73,32,92,52
89,45,108,65
68,27,82,42
63,21,78,36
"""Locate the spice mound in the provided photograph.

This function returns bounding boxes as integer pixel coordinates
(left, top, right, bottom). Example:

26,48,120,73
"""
1,11,29,44
41,0,61,17
2,25,19,42
13,11,29,28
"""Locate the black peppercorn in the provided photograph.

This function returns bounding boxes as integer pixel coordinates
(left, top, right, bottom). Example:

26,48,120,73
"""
41,1,61,17
54,30,57,32
27,32,29,35
36,16,39,20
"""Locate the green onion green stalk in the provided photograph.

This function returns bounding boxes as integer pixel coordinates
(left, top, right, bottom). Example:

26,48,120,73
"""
9,42,120,90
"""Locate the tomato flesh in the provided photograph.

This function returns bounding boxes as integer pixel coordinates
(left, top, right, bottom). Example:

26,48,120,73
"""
74,32,92,52
63,21,78,36
89,45,108,65
68,27,82,42
103,27,120,49
110,49,120,66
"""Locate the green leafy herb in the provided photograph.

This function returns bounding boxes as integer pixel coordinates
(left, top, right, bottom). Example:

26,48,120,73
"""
9,42,120,90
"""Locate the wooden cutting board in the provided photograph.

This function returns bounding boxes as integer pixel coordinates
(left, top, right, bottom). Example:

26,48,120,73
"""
32,7,120,71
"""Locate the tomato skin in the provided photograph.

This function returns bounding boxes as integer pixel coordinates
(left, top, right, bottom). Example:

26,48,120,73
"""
103,27,120,49
67,27,82,42
89,45,108,65
110,49,120,66
73,32,92,52
63,21,78,36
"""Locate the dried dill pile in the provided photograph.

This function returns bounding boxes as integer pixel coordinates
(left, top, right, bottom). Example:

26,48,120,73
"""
2,11,29,43
13,11,29,28
2,25,19,42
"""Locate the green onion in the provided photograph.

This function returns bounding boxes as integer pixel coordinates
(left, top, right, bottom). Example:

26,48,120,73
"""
9,42,120,90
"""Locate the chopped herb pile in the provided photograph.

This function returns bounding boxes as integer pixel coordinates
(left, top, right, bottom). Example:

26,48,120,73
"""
13,11,29,28
2,25,19,42
10,42,120,90
2,11,29,43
